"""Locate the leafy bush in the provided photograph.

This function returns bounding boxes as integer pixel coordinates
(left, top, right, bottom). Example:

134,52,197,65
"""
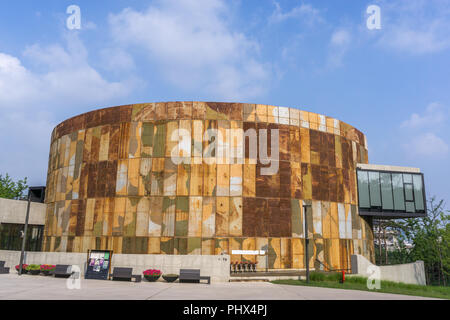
40,264,56,271
25,264,40,271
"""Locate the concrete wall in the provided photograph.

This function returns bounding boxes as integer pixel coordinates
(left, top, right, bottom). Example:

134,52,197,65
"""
0,198,46,225
0,250,230,283
351,254,426,285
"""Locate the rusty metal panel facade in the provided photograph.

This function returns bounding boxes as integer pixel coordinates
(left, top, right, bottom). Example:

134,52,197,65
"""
45,102,374,269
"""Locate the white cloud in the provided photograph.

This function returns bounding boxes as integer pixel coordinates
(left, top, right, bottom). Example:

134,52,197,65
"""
376,0,450,54
0,33,136,185
0,33,134,109
400,101,449,159
327,29,351,68
269,1,322,25
403,132,449,157
401,102,447,128
108,0,271,99
99,48,135,72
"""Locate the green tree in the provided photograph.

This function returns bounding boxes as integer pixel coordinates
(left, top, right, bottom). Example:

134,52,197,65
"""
388,197,450,286
0,173,28,199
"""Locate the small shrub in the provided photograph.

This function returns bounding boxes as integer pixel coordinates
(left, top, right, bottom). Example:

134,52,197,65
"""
40,264,56,272
25,264,41,271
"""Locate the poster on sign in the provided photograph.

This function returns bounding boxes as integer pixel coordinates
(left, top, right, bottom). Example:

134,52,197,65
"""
84,250,113,280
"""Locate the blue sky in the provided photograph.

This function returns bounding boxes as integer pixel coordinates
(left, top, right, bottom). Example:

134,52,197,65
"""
0,0,449,206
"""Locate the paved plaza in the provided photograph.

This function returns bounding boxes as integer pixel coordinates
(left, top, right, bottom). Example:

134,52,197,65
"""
0,274,436,300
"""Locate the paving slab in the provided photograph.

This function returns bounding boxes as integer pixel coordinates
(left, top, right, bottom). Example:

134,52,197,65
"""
0,274,437,300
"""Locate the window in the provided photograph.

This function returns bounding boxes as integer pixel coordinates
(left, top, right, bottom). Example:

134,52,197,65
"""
0,223,43,251
357,169,426,218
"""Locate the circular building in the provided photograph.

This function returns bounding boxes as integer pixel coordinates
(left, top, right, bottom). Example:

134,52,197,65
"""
44,102,374,270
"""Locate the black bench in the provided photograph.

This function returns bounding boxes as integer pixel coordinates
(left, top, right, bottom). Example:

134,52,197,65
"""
54,264,75,278
179,269,210,284
0,261,10,274
110,267,141,282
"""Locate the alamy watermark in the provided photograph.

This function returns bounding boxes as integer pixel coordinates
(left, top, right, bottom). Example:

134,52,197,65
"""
366,265,381,289
366,5,381,30
66,5,81,30
170,128,279,175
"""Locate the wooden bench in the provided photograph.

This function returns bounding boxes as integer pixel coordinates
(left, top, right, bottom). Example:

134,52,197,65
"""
0,261,10,274
54,264,74,278
110,267,141,282
179,269,210,284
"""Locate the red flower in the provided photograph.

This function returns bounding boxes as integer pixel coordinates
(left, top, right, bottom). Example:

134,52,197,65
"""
143,269,161,276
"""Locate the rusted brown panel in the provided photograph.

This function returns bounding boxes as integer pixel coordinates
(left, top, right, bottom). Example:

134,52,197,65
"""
101,107,117,125
311,164,321,200
279,161,291,198
96,161,107,198
68,200,78,236
341,137,351,170
256,164,280,198
256,122,268,163
343,168,351,203
192,101,206,119
244,197,269,237
289,127,301,162
118,122,130,159
108,123,120,161
167,101,179,119
78,163,88,199
119,105,132,122
320,166,329,201
132,103,156,121
179,101,193,119
278,125,290,161
205,102,230,120
243,121,257,161
154,102,167,120
268,198,280,237
72,114,86,132
75,200,86,236
319,132,328,167
291,164,302,199
105,160,118,197
301,163,312,200
229,103,243,121
309,130,320,165
86,110,102,129
87,162,98,199
327,133,336,168
350,170,357,205
336,168,344,202
328,167,338,203
280,198,292,237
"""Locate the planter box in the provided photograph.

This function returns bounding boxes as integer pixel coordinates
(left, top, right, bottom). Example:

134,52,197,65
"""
162,275,179,283
29,269,41,275
144,274,161,282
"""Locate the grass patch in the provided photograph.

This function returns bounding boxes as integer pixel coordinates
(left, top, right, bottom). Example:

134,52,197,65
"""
271,272,450,300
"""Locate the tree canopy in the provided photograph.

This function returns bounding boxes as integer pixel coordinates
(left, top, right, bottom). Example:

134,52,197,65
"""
0,173,28,200
381,197,449,286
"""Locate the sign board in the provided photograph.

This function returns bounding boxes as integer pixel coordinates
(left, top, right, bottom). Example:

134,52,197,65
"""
84,249,113,280
231,250,266,255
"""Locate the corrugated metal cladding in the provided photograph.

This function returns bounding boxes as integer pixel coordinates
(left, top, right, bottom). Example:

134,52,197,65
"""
44,102,374,270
